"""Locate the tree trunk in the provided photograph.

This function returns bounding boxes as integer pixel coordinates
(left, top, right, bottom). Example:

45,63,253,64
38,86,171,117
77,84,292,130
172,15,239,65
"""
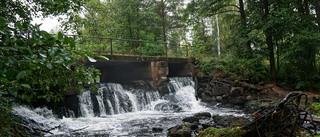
239,0,246,23
264,0,276,79
215,15,221,57
314,0,320,32
304,0,310,15
161,0,167,43
239,0,252,55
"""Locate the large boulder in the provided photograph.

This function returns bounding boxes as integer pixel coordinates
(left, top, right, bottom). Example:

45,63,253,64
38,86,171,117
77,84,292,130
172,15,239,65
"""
228,96,247,105
201,92,216,102
211,87,230,96
182,112,212,123
213,115,249,128
229,87,244,97
168,124,192,137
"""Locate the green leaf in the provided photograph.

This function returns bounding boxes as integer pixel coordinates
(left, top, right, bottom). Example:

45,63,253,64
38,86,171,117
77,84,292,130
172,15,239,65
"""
16,70,30,79
96,55,109,60
15,22,23,30
39,53,47,58
46,63,53,69
86,56,96,62
0,78,9,84
63,37,70,45
70,39,75,49
0,90,8,95
21,84,31,89
58,32,63,40
8,56,18,66
0,17,6,27
32,31,38,39
0,61,4,69
8,87,17,97
67,60,77,66
6,68,19,80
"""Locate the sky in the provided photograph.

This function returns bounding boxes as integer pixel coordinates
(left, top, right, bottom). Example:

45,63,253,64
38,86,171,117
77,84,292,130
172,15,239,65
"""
31,17,61,32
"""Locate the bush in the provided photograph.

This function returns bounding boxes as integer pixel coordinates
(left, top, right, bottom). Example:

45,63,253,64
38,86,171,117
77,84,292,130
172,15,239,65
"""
194,54,268,83
0,20,100,104
214,56,268,83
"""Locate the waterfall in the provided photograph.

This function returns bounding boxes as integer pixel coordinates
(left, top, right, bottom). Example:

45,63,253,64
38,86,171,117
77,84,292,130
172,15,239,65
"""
96,90,107,117
77,77,198,117
12,77,246,136
78,90,94,117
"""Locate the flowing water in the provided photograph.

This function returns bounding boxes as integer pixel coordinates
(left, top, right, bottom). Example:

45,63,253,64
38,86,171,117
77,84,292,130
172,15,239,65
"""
12,77,245,136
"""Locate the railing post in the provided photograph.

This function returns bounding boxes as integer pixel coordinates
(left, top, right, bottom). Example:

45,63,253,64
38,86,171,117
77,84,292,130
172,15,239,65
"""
73,35,76,50
165,43,168,58
110,38,113,55
140,40,142,57
186,45,188,57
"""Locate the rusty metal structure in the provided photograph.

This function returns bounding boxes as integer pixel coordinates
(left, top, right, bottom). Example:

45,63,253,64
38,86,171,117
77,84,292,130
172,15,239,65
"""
243,92,318,137
63,34,190,58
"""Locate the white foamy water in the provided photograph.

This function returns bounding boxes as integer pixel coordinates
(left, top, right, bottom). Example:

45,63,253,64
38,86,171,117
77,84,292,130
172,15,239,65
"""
12,77,246,136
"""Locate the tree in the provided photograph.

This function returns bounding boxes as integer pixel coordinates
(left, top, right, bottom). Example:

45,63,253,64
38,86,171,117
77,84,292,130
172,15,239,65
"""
0,0,100,104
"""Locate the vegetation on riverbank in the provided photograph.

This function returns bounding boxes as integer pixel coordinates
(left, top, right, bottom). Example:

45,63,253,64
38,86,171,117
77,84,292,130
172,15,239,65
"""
1,0,320,136
189,0,320,91
0,0,102,135
198,127,245,137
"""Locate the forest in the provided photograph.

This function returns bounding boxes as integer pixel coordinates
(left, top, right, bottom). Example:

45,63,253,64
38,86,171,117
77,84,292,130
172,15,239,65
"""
1,0,320,136
61,0,320,90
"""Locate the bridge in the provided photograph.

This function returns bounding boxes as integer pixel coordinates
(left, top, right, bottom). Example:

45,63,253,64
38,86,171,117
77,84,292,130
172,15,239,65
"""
70,35,195,89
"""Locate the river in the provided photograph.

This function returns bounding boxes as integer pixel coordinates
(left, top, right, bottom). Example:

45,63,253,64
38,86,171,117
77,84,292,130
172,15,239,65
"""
12,77,246,136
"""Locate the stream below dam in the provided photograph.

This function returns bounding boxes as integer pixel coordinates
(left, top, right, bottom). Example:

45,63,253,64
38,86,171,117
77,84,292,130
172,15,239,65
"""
12,77,246,136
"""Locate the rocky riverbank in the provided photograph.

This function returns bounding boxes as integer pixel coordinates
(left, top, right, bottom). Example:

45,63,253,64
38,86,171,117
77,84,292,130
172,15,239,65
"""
168,76,320,137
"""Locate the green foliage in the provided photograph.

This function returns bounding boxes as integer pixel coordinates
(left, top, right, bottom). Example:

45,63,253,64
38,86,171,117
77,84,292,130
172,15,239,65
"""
0,20,100,103
194,54,268,83
64,0,187,57
215,56,268,83
141,43,165,56
198,127,246,137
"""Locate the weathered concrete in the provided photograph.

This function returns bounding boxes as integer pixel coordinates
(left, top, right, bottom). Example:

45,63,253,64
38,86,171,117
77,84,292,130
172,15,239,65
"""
151,61,168,86
84,55,195,87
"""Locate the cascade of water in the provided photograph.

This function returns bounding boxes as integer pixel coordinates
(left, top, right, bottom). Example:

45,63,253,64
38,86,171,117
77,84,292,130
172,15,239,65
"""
96,89,107,117
78,90,94,117
77,77,199,117
12,77,246,136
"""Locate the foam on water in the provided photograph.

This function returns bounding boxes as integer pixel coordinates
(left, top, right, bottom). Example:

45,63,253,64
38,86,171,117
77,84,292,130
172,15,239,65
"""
12,77,246,136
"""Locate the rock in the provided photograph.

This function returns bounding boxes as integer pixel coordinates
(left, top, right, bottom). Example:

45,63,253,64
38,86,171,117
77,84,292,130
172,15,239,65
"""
213,115,249,128
168,124,192,137
211,86,231,96
228,96,247,105
64,95,81,117
203,91,212,97
182,116,200,123
152,127,164,133
229,87,243,97
183,112,212,123
193,112,211,119
219,79,236,86
201,92,216,102
197,88,204,95
216,96,223,101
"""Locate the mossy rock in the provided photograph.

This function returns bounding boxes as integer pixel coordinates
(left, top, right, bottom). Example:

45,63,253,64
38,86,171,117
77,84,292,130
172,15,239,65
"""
213,115,249,128
198,127,246,137
168,124,200,137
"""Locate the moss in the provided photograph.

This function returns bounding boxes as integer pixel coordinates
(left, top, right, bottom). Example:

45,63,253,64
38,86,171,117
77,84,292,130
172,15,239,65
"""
198,127,246,137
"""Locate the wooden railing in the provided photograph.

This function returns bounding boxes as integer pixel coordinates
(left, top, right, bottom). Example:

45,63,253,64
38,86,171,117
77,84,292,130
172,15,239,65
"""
64,34,190,58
